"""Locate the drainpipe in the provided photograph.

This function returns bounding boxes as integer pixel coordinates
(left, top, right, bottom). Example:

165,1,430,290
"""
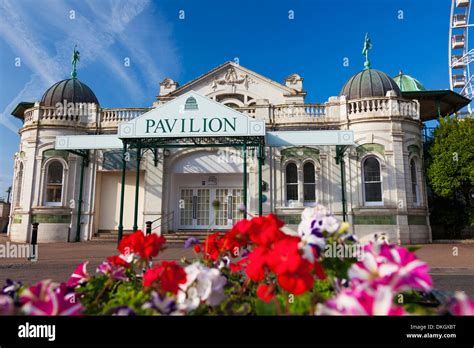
269,146,273,213
242,144,247,217
336,145,347,222
117,141,127,242
75,151,88,242
133,144,142,231
257,144,263,216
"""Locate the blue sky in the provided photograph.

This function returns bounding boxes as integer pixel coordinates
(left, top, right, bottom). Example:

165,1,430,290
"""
0,0,453,198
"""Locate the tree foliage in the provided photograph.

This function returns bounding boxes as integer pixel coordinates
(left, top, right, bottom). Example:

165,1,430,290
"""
426,116,474,229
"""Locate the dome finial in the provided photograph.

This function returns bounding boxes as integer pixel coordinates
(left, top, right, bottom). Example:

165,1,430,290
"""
71,45,80,79
362,33,373,70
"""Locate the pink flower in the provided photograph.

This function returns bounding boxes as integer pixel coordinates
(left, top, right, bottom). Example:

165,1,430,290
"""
97,261,128,281
19,280,53,303
449,292,474,316
348,243,432,293
19,280,83,316
378,244,432,292
66,262,90,288
316,286,405,316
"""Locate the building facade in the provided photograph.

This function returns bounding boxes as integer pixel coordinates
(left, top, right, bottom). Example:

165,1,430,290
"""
8,61,439,244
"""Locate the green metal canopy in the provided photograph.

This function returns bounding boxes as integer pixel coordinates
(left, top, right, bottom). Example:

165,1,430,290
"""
401,90,471,121
392,70,470,120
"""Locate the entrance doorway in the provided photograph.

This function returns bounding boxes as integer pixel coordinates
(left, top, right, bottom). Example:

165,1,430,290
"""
178,187,244,229
96,171,144,232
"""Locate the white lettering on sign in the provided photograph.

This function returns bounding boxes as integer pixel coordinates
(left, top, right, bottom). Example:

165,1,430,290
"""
118,91,265,138
145,117,237,134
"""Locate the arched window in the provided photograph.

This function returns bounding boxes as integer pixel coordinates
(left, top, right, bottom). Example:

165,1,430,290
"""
410,159,419,205
224,103,239,109
286,163,298,202
14,162,23,207
44,160,64,206
363,157,383,205
303,162,316,203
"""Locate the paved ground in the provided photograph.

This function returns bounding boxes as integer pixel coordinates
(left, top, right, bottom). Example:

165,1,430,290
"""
414,242,474,269
0,235,195,285
0,234,473,297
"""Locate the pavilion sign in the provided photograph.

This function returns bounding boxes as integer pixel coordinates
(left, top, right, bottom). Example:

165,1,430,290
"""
118,91,265,139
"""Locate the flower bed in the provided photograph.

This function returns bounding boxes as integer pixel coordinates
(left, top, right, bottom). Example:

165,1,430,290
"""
1,205,473,316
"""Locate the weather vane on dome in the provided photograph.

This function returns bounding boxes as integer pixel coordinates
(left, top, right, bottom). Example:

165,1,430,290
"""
362,33,372,70
71,45,80,79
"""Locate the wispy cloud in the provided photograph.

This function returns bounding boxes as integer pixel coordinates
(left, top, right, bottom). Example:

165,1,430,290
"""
0,0,181,196
0,0,181,133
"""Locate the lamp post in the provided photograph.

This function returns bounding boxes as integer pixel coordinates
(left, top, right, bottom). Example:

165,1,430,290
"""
6,187,11,204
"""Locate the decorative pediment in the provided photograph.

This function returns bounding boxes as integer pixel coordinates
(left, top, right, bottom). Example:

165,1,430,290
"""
210,66,255,91
157,62,304,105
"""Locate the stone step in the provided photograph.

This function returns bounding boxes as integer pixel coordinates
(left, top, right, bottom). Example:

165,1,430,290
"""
168,231,224,235
93,230,222,243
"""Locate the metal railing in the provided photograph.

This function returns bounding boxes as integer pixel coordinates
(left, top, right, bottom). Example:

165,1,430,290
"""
145,211,174,235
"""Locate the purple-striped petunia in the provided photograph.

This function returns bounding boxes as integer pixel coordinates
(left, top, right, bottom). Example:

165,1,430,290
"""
316,286,405,316
97,260,128,281
449,292,474,316
19,280,83,316
348,242,432,293
66,262,90,288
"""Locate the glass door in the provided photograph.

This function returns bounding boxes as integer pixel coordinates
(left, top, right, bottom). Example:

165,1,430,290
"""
179,187,243,230
179,189,194,229
231,188,244,225
195,189,210,228
214,189,229,229
179,188,210,229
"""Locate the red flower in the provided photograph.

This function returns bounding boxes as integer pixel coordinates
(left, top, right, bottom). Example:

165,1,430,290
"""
118,230,166,261
202,232,223,261
245,246,268,282
142,233,166,260
118,230,145,256
267,237,303,275
247,214,286,248
277,260,315,295
256,284,275,302
193,244,202,253
223,222,252,250
106,256,130,268
143,261,187,294
229,258,248,273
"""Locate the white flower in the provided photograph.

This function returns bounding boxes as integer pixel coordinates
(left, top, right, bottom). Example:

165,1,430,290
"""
176,262,227,312
218,256,231,270
298,205,340,238
298,233,325,263
321,216,340,234
177,286,200,312
300,205,330,222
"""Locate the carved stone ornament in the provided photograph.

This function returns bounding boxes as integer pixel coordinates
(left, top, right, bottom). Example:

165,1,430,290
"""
211,67,255,90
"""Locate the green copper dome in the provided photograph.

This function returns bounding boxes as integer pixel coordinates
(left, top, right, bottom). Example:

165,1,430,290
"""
393,71,426,92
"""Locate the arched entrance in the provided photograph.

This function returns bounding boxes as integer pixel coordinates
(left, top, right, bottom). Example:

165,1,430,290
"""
167,149,245,230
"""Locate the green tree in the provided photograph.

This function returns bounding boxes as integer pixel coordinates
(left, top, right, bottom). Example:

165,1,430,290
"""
427,116,474,232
